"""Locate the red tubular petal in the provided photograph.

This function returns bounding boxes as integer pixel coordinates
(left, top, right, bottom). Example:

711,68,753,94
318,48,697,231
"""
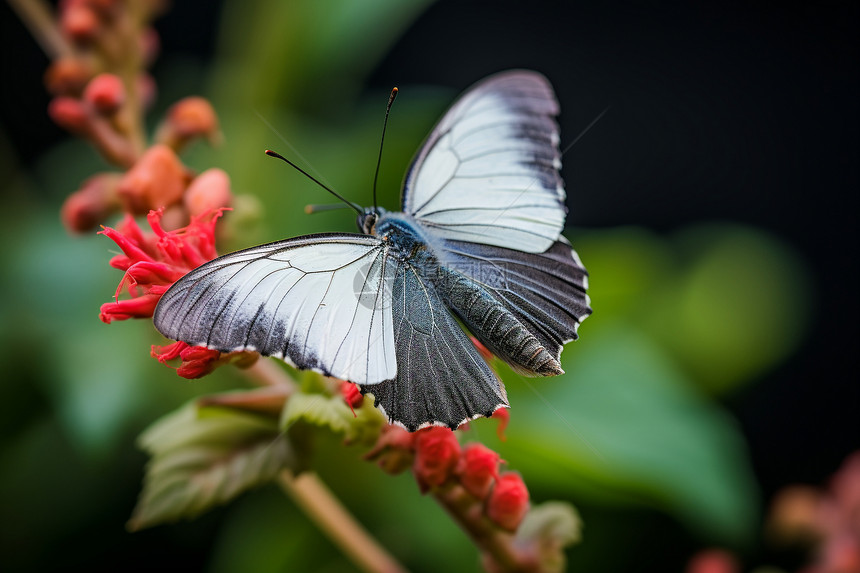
99,225,155,265
99,293,160,323
151,340,189,362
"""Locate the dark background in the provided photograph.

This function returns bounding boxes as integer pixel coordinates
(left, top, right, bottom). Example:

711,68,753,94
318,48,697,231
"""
1,1,857,571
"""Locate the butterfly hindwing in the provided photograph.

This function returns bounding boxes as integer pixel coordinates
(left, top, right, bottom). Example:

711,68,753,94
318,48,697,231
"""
359,261,508,431
403,70,565,253
436,238,592,375
153,233,398,385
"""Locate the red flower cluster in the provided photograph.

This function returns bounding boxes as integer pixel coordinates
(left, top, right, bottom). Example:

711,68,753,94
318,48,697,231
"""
98,208,253,379
99,207,223,323
365,423,529,532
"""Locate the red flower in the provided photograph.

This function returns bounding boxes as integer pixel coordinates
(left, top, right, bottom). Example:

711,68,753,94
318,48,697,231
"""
365,425,416,475
340,381,364,416
151,341,258,380
486,472,530,532
456,443,502,499
413,427,461,493
99,207,224,324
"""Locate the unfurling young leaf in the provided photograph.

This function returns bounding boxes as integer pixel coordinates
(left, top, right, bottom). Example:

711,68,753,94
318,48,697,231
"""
128,399,298,530
280,391,385,447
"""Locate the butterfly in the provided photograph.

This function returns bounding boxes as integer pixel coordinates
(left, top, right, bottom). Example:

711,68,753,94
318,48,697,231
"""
153,70,592,431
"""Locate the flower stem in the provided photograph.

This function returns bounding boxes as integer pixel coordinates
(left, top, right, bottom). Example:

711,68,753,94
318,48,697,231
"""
278,471,407,573
7,0,72,59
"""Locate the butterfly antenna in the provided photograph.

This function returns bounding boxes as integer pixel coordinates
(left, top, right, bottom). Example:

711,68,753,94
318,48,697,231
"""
304,203,355,215
372,86,398,211
265,149,362,214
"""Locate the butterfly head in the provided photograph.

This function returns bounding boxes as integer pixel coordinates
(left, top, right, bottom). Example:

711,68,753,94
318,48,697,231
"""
357,207,387,236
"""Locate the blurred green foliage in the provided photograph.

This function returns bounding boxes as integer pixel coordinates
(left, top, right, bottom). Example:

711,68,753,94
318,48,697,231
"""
0,0,813,571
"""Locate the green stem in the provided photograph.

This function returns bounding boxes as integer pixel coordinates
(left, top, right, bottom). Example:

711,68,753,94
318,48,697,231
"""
278,471,407,573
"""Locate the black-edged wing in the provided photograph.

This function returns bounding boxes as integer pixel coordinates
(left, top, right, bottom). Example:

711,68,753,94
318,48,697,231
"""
153,233,397,386
437,237,591,374
402,70,565,254
359,261,508,431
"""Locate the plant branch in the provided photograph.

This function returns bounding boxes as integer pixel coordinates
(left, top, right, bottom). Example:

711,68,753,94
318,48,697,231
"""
278,471,407,573
241,357,298,390
7,0,72,59
434,484,537,572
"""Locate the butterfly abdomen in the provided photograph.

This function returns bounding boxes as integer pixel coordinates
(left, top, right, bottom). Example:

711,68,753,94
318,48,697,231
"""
431,265,563,377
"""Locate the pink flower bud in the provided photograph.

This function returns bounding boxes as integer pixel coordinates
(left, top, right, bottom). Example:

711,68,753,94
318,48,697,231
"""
84,73,125,115
60,3,100,44
48,96,90,133
157,96,220,150
486,472,529,531
413,427,461,493
117,144,190,214
44,58,93,96
183,168,232,218
455,443,501,499
685,549,738,573
340,381,364,415
365,425,416,475
61,172,122,233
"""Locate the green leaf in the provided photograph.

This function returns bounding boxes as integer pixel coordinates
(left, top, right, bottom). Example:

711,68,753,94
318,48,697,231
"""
280,392,385,447
501,324,758,545
129,400,297,530
650,224,811,394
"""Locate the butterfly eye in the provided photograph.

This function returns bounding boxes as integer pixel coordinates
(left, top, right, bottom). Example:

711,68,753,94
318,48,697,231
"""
358,210,378,235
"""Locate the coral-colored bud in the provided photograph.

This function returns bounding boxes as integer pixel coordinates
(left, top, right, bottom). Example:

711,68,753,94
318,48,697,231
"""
61,172,122,233
157,96,220,151
365,425,415,475
486,472,530,531
184,168,232,218
61,4,100,44
492,407,510,441
48,97,90,133
84,73,125,115
340,381,364,415
118,144,190,214
44,58,93,96
456,443,502,499
685,549,739,573
413,427,461,493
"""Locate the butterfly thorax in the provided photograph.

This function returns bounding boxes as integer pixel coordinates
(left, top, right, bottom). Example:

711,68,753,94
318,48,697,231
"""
373,211,441,263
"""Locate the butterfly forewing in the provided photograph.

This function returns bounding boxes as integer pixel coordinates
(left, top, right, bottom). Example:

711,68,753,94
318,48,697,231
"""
403,70,566,253
153,234,398,385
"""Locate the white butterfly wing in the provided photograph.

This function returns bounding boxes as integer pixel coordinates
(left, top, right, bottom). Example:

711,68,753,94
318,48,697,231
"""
403,70,566,253
153,234,397,385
